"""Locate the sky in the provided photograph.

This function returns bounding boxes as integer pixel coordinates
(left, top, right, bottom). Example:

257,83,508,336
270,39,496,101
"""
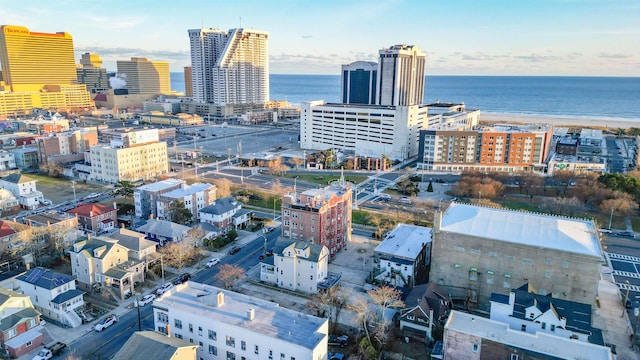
1,0,639,76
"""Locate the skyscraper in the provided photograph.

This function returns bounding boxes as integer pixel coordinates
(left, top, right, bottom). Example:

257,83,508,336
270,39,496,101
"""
376,44,426,106
183,66,193,97
76,52,109,93
0,25,77,92
341,61,377,105
188,27,269,105
116,57,170,95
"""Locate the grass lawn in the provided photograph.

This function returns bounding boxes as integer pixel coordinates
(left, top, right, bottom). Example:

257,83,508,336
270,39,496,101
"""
631,217,640,232
28,175,110,204
352,210,370,225
279,173,368,186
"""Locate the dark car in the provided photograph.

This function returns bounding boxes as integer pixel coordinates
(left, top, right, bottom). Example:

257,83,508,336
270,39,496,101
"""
228,246,241,255
259,249,274,260
619,231,637,239
173,273,191,285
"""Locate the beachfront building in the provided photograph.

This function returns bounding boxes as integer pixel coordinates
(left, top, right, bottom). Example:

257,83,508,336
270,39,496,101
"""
134,179,183,220
417,123,553,173
17,267,85,328
372,224,432,288
0,25,94,117
156,182,217,222
443,310,613,359
376,44,425,107
547,153,607,175
281,181,352,256
260,238,331,294
341,61,377,105
0,173,43,209
89,128,168,183
431,203,603,311
0,288,44,358
188,27,269,105
152,282,329,360
117,57,171,95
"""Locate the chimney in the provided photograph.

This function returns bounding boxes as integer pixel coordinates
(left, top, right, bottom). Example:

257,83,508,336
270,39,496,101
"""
247,308,255,321
166,324,171,337
149,214,154,220
90,211,94,217
87,233,91,240
215,292,224,307
113,202,117,210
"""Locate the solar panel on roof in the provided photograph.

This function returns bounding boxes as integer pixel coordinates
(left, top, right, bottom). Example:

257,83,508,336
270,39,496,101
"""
25,268,44,283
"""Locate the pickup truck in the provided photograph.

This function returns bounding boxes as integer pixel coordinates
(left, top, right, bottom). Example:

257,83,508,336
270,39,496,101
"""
32,341,66,360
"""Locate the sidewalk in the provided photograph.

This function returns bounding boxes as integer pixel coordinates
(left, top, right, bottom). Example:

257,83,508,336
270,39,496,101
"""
594,279,640,360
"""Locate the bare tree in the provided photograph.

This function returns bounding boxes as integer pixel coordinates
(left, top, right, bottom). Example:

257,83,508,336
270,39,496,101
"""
367,285,405,322
306,286,349,332
599,194,637,216
290,157,304,171
215,263,245,289
214,178,232,198
347,296,375,344
270,178,287,195
159,242,199,271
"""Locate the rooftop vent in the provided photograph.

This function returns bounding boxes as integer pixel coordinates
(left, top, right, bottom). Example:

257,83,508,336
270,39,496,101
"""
247,308,255,321
216,292,224,307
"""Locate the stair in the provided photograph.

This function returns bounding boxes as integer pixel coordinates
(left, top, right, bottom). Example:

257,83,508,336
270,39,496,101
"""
64,310,82,328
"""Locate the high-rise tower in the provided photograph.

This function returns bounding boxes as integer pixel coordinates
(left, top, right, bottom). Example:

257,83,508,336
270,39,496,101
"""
376,44,425,106
77,52,109,93
116,57,170,95
341,61,377,105
0,25,77,92
188,27,269,105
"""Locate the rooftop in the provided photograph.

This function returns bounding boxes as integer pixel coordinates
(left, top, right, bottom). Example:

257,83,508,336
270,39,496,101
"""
67,203,116,218
440,203,602,257
375,224,431,259
135,179,183,193
445,311,611,359
112,331,196,360
199,197,241,215
17,267,75,290
161,182,214,199
135,219,190,239
155,282,327,350
1,173,35,184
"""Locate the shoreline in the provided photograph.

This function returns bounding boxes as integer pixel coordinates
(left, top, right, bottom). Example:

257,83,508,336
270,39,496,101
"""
480,113,639,129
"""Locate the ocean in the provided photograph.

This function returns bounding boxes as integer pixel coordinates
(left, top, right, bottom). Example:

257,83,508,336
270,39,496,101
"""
170,73,640,121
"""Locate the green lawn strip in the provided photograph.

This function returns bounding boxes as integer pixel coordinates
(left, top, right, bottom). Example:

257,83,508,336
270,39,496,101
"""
278,173,368,186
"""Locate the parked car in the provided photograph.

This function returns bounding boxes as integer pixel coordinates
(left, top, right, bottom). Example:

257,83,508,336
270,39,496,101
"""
328,352,345,360
85,192,100,199
619,231,637,238
259,249,274,260
599,228,613,234
137,294,156,307
32,341,66,360
173,272,191,285
205,258,221,268
378,194,391,201
328,335,349,347
265,226,276,233
156,282,174,295
228,246,241,255
400,197,412,204
94,314,117,331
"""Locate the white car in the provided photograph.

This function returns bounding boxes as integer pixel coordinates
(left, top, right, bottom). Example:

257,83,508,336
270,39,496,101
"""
94,314,117,331
156,283,174,295
86,193,100,199
137,294,156,307
205,258,221,268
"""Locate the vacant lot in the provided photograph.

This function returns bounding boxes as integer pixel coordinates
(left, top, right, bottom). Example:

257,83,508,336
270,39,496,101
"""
28,174,110,204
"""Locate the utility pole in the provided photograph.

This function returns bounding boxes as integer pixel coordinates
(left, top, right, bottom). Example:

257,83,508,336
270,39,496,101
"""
71,181,77,206
609,207,615,229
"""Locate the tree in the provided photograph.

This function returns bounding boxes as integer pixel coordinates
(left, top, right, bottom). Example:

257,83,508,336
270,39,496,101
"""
599,194,637,216
426,180,434,192
167,200,193,225
215,263,245,289
290,157,304,170
367,285,405,322
306,286,349,333
347,296,375,345
40,162,63,177
214,178,232,198
396,177,419,196
114,180,135,198
158,242,199,271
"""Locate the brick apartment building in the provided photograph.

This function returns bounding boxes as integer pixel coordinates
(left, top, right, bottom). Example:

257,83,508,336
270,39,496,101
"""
281,181,352,256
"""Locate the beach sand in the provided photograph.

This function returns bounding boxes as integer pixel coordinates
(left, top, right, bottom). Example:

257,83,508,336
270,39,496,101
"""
480,113,639,130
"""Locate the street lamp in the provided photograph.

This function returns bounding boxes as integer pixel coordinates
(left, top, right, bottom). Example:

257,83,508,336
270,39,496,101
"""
609,207,615,229
71,181,77,206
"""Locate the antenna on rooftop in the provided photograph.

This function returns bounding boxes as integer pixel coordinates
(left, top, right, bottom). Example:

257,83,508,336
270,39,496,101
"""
239,16,242,28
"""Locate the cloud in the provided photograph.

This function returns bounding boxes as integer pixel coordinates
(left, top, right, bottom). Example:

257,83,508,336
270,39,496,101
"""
302,35,313,39
598,53,632,59
512,54,560,62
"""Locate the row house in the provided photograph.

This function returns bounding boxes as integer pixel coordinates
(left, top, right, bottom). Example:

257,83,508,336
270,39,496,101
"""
0,174,43,209
157,182,217,222
66,203,117,234
0,288,44,358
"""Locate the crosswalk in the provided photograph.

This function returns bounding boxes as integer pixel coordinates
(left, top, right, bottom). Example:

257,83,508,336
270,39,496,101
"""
606,252,640,292
607,252,640,263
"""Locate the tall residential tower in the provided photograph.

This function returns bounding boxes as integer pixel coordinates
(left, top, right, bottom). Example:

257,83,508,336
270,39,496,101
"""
188,27,269,105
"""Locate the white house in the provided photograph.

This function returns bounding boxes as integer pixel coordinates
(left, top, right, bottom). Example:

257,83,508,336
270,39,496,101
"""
153,282,329,360
489,284,602,344
260,239,334,294
17,267,85,328
373,224,431,288
0,174,43,209
156,182,217,222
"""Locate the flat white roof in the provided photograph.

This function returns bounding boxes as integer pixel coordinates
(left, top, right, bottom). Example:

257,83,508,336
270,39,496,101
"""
440,203,602,257
162,182,212,198
155,282,327,350
445,311,611,359
375,224,431,259
136,179,183,192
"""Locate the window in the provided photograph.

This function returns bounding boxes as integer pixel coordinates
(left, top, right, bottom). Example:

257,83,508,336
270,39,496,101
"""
511,355,519,360
255,345,259,355
241,340,246,351
208,330,217,340
199,341,203,349
175,333,183,339
472,343,479,353
26,340,33,347
209,345,217,355
226,336,235,347
541,322,546,329
281,353,285,359
174,319,182,329
551,324,556,332
189,338,194,344
189,323,193,333
521,324,526,332
227,351,236,360
198,326,202,336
